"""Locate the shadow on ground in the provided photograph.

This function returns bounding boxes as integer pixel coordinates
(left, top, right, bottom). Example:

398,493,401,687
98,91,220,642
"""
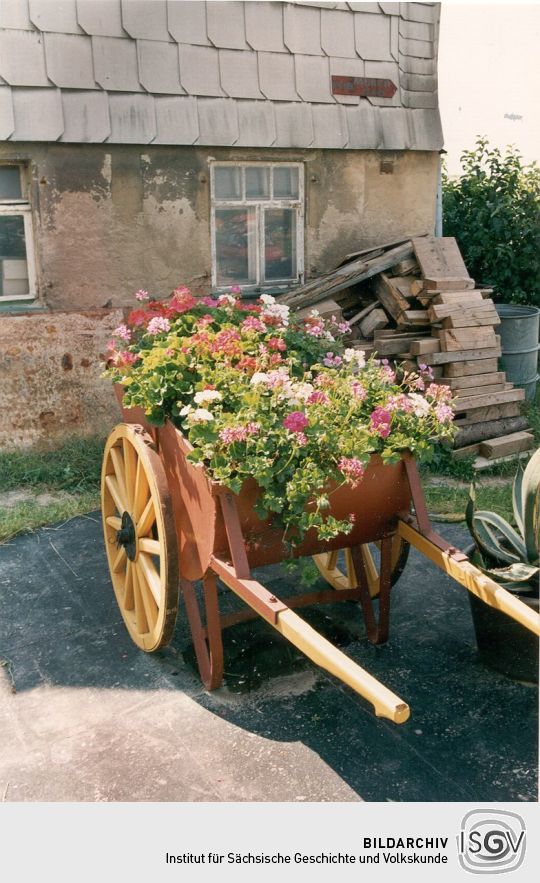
0,513,537,802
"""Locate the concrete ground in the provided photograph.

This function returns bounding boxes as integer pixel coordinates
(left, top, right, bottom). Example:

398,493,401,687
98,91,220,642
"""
0,514,537,802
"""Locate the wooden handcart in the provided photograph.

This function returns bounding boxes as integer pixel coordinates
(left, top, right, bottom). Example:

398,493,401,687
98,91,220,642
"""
101,397,540,725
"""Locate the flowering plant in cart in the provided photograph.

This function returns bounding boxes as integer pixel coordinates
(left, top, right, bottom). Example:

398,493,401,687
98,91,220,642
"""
106,287,456,546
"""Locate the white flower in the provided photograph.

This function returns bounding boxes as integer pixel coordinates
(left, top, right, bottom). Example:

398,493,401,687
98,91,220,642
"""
189,408,214,423
259,294,276,305
324,331,335,342
309,309,320,318
408,393,430,417
179,404,192,416
284,382,314,404
194,389,222,405
261,301,290,327
250,372,270,386
343,348,366,370
217,293,235,306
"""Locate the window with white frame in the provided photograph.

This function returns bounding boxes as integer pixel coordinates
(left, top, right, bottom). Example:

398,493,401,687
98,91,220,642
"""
0,164,36,301
211,163,304,291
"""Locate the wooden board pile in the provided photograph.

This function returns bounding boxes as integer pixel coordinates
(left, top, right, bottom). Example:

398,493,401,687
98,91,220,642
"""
280,235,535,466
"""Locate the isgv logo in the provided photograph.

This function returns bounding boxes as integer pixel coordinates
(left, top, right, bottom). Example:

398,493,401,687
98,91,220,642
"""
458,810,526,874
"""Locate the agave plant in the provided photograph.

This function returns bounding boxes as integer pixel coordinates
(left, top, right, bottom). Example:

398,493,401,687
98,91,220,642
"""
466,448,540,594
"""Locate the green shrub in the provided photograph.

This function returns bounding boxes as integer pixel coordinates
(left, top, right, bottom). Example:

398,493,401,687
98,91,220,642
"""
442,138,540,306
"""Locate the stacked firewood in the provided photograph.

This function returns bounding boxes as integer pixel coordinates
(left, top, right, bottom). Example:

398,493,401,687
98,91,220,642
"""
280,235,535,466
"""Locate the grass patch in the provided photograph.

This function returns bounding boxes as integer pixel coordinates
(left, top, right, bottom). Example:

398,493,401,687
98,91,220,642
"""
0,491,100,543
0,435,105,493
424,480,514,523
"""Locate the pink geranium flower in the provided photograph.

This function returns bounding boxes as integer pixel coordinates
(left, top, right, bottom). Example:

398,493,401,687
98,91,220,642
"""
147,316,170,335
338,457,365,486
113,323,131,342
283,411,309,433
370,407,392,438
135,289,149,302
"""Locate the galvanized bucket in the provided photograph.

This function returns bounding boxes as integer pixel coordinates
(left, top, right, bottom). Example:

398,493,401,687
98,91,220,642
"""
496,304,540,400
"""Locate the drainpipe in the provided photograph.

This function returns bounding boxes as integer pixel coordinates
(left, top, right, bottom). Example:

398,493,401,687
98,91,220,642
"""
435,153,443,237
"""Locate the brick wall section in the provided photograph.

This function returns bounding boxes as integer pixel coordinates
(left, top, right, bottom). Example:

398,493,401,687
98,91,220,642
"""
0,309,123,449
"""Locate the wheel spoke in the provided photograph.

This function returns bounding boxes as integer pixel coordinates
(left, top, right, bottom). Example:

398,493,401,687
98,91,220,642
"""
138,553,161,606
136,497,156,538
133,566,149,634
124,561,134,611
326,549,339,571
110,447,128,511
112,545,127,573
122,438,137,510
134,458,150,521
106,515,122,530
136,564,158,629
105,474,128,514
139,537,161,556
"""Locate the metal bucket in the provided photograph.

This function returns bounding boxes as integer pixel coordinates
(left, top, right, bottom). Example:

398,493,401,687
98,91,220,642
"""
496,304,540,400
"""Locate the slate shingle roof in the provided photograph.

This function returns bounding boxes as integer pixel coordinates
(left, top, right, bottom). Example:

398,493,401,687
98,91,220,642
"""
0,1,443,149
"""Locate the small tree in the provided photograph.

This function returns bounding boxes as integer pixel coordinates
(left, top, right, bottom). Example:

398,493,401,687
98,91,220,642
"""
442,138,540,306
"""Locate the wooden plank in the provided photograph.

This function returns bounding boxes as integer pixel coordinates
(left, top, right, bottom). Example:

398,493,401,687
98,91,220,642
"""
410,279,424,297
397,309,429,326
424,276,475,291
410,338,441,355
375,273,410,319
373,336,423,356
454,402,522,426
454,416,529,447
423,346,501,366
444,357,500,377
480,432,535,459
429,301,496,321
298,298,342,321
451,443,482,459
412,235,471,283
359,308,389,338
454,382,508,399
473,451,535,471
438,328,498,352
453,388,525,412
389,257,419,276
442,372,506,390
442,313,500,329
374,327,429,339
348,301,378,326
434,290,485,305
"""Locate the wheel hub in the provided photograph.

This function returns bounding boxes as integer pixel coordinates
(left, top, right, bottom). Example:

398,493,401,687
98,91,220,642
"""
116,511,137,561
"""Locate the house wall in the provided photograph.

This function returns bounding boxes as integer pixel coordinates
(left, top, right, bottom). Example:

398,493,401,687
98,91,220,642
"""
0,142,439,449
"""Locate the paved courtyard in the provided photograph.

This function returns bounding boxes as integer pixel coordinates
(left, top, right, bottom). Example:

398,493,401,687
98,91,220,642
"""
0,514,537,802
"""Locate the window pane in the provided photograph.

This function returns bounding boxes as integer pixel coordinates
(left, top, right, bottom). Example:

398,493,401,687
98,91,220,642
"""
0,167,22,200
214,167,241,200
245,166,269,199
273,167,299,199
215,208,257,286
264,209,297,281
0,216,29,295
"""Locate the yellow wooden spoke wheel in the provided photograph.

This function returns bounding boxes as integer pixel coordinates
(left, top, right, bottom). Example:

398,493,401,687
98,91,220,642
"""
313,536,409,598
101,423,179,651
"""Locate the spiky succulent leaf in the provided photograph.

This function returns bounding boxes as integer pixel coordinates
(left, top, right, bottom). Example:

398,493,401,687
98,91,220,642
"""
522,448,540,566
485,562,539,586
466,482,523,565
512,460,525,538
472,510,527,561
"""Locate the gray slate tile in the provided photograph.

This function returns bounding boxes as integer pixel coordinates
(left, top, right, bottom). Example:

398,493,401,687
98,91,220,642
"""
219,49,263,99
390,13,398,59
378,2,400,14
121,0,170,42
179,44,224,96
166,0,210,46
274,101,314,147
295,55,334,104
329,56,365,104
206,1,247,50
398,54,436,75
154,95,199,143
284,3,323,55
29,0,83,34
344,100,381,147
92,36,142,91
354,10,392,60
399,17,432,41
321,9,357,58
76,0,126,38
60,89,110,141
311,103,348,147
137,40,185,94
108,92,156,142
400,71,437,92
0,86,14,138
399,2,438,25
11,86,63,139
399,36,434,59
347,2,381,11
401,87,437,109
196,97,239,145
407,106,443,149
379,105,409,148
245,1,286,53
258,51,298,101
44,33,96,89
0,29,49,87
0,0,34,29
365,60,400,105
236,99,276,146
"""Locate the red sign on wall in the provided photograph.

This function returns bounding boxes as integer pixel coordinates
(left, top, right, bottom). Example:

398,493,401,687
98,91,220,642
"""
331,76,397,99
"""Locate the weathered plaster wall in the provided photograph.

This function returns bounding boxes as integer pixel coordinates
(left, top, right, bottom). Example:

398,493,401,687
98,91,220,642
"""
0,143,438,307
0,310,122,450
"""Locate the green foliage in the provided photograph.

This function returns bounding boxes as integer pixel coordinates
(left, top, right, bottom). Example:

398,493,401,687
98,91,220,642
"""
442,138,540,305
465,449,540,592
0,436,105,492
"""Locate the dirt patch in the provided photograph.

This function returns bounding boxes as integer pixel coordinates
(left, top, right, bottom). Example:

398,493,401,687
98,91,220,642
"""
425,475,511,489
2,489,73,509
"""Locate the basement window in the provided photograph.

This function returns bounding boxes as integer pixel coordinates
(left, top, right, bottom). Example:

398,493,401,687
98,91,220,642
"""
0,164,37,302
210,163,304,292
